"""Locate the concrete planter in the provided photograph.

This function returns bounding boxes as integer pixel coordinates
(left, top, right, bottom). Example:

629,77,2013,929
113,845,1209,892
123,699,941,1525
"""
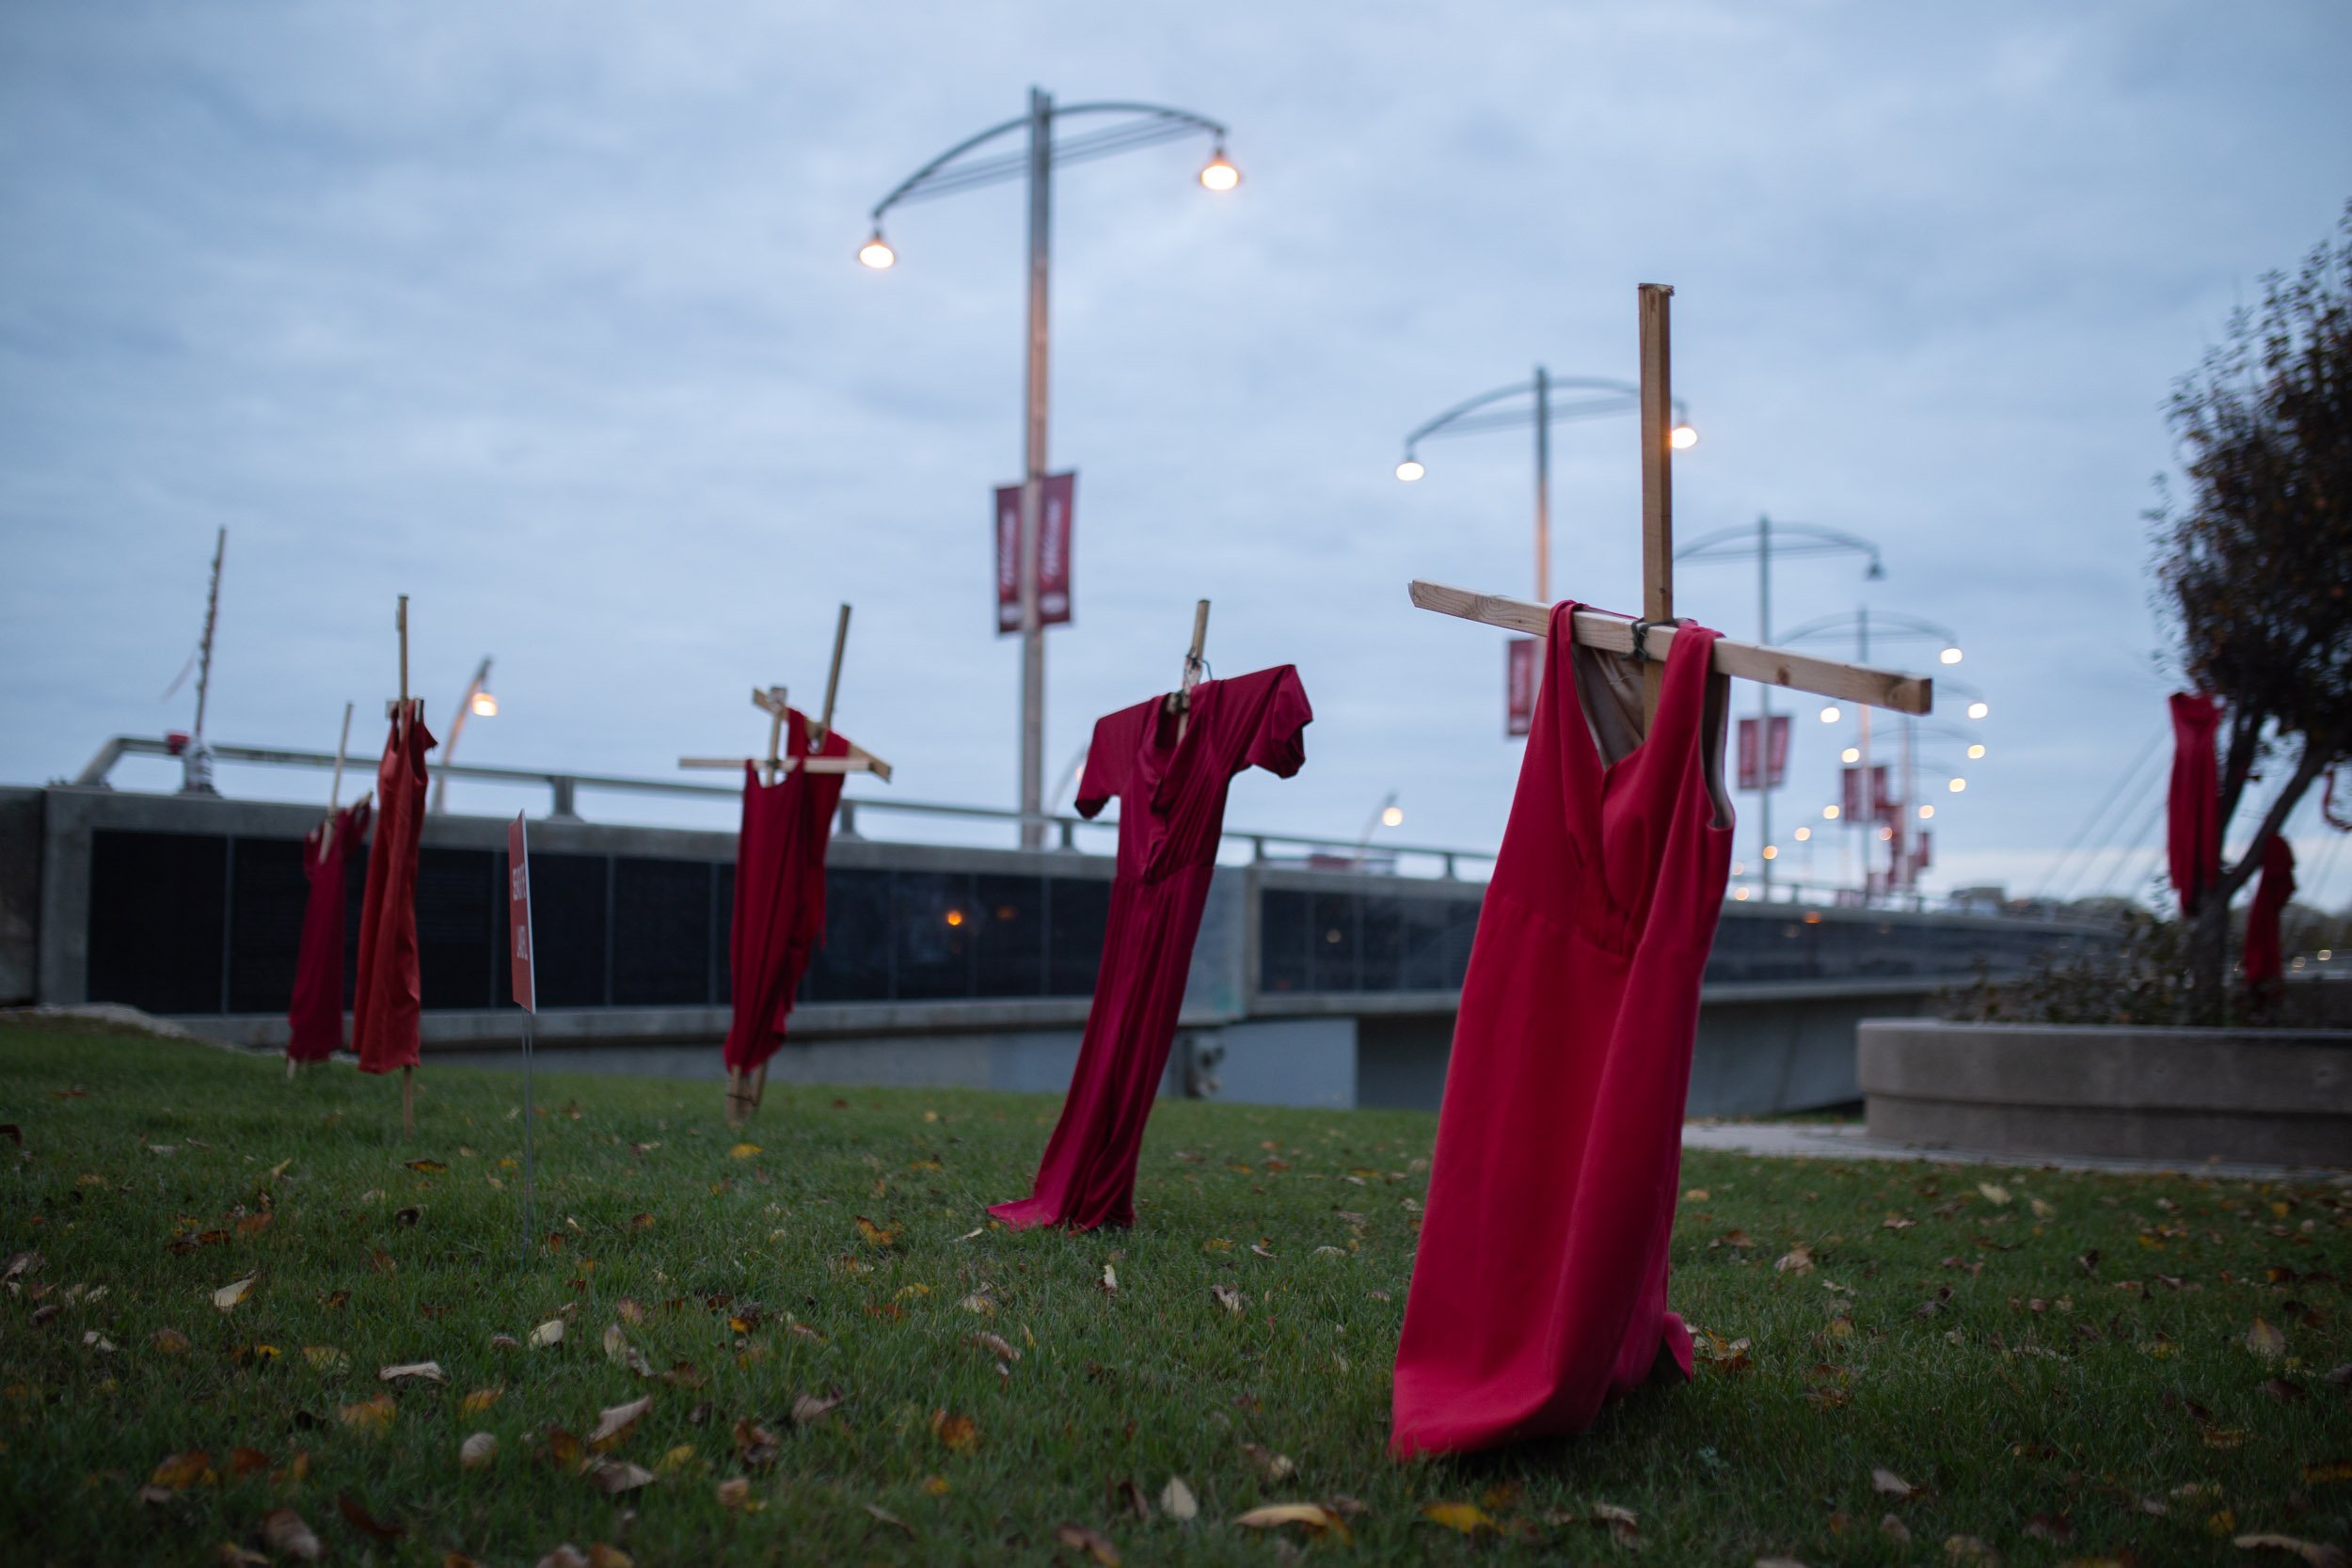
1859,1019,2352,1168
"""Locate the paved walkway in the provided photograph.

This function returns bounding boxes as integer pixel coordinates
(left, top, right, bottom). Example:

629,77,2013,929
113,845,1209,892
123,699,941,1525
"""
1681,1119,2350,1184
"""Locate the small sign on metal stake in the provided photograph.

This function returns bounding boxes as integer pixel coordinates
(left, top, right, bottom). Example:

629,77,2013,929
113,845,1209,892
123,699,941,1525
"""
507,812,538,1265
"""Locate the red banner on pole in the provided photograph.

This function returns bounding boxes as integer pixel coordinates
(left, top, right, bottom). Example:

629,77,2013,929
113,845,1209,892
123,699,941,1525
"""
1871,765,1894,823
507,812,535,1015
1504,638,1538,737
1737,717,1790,790
1915,830,1932,871
1841,765,1862,820
993,472,1075,636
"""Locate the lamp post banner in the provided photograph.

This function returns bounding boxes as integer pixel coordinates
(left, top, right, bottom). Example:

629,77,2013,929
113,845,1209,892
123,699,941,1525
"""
1841,765,1863,821
1735,716,1792,790
993,472,1075,636
1504,637,1538,737
506,812,535,1015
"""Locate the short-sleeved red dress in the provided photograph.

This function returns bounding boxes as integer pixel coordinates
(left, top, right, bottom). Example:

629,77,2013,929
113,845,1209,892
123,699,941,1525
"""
991,665,1312,1231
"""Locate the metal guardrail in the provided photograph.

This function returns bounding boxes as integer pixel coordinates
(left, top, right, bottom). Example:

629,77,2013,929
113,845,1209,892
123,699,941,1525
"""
72,736,1497,879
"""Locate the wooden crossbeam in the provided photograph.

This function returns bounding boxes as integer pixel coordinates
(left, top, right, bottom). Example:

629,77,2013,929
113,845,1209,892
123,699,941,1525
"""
680,604,895,785
1408,580,1931,716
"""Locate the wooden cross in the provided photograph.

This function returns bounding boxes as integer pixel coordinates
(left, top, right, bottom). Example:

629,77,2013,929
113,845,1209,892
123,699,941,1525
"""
677,604,895,784
1412,284,1932,725
1162,598,1211,743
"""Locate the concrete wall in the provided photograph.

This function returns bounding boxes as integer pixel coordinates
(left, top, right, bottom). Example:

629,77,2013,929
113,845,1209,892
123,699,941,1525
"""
0,788,39,1006
1861,1019,2352,1167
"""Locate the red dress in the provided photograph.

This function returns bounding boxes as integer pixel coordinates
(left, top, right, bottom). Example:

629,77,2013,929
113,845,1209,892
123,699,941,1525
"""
992,666,1312,1231
1392,605,1732,1457
721,709,851,1073
2241,834,2296,997
2168,693,2221,915
352,713,435,1076
287,800,372,1063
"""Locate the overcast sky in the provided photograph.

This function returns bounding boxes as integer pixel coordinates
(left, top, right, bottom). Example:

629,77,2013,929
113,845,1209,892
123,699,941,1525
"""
3,2,2348,910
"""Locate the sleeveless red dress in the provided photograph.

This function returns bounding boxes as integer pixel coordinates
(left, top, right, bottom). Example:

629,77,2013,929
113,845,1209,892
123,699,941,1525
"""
1392,604,1732,1457
722,708,852,1074
287,800,371,1063
991,665,1312,1231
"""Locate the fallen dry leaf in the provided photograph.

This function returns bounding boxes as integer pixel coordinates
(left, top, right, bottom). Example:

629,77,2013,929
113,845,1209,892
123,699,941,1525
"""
1881,1513,1913,1544
260,1508,321,1563
1977,1182,2011,1205
790,1390,843,1425
1943,1535,1997,1563
529,1318,564,1348
1775,1244,1816,1275
535,1548,590,1568
1160,1476,1199,1522
336,1492,405,1542
229,1447,272,1477
930,1409,978,1452
588,1395,653,1450
583,1459,656,1496
1234,1503,1349,1543
2247,1317,2288,1360
460,1433,498,1469
1240,1442,1295,1482
733,1418,781,1468
967,1332,1020,1363
213,1275,255,1311
152,1327,191,1354
728,1143,759,1159
715,1478,753,1512
461,1386,504,1415
1054,1523,1120,1565
218,1544,268,1567
338,1393,396,1433
587,1547,631,1568
1211,1284,1247,1315
379,1360,446,1384
2233,1535,2347,1567
1872,1467,1919,1498
151,1450,215,1490
1099,1263,1119,1294
601,1324,654,1377
1420,1501,1498,1534
853,1215,898,1247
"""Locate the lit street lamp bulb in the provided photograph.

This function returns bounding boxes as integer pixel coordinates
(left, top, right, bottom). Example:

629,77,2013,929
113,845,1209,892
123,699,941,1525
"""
1734,887,1750,901
1822,804,1841,820
1939,646,1963,665
1918,804,1934,819
1820,705,1841,723
1967,742,1985,759
1879,826,1893,842
1948,777,1966,794
1967,701,1990,720
1380,805,1404,828
470,691,499,718
1761,845,1778,861
1841,746,1860,764
1199,151,1241,192
1669,423,1699,451
857,232,896,270
1394,458,1425,483
1794,826,1811,842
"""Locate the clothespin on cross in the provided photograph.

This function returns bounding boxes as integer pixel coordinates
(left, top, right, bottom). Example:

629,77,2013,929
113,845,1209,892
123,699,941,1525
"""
1161,598,1211,742
1410,285,1933,725
677,604,895,784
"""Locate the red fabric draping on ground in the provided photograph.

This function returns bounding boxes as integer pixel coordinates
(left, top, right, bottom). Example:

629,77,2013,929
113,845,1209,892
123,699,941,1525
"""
352,711,435,1075
2168,692,2221,915
1392,605,1732,1458
286,800,371,1063
990,666,1312,1232
720,710,851,1074
2241,833,2296,996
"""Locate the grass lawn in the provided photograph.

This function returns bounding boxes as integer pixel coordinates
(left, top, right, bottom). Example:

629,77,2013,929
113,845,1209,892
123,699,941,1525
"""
2,1018,2347,1567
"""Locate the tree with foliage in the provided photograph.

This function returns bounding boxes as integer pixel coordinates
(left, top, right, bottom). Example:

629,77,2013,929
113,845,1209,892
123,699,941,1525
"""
2151,200,2352,1020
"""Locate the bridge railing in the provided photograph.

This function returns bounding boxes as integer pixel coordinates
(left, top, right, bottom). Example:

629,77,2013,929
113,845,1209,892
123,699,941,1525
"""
71,735,1496,881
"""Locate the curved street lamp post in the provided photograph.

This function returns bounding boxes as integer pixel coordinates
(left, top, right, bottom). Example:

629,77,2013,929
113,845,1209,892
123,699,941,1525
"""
1676,518,1883,899
1396,372,1695,604
863,88,1238,846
